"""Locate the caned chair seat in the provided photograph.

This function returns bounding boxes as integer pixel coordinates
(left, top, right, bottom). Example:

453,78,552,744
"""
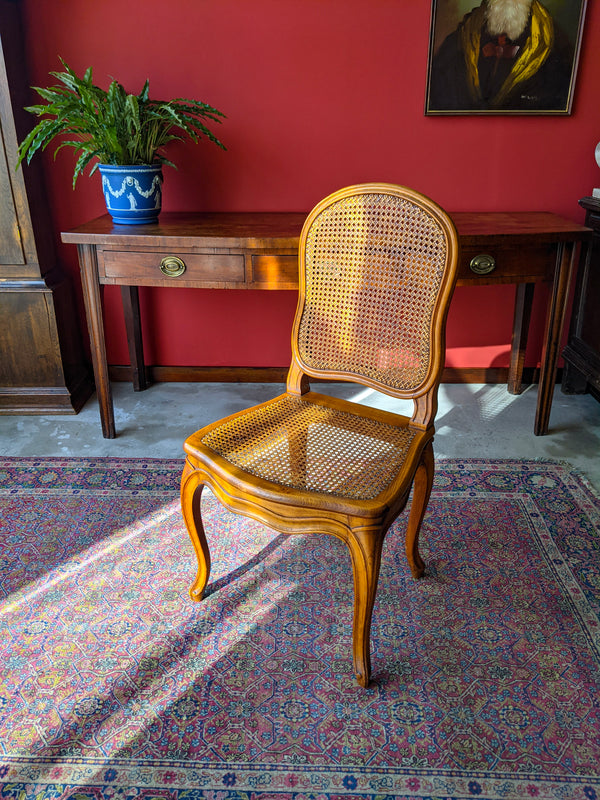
181,184,459,686
193,393,420,503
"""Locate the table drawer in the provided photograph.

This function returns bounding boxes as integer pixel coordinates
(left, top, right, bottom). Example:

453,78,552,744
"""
251,254,298,288
457,244,554,284
100,249,246,284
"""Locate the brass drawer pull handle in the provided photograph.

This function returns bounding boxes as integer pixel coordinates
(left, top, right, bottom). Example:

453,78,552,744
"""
470,253,496,275
160,256,186,277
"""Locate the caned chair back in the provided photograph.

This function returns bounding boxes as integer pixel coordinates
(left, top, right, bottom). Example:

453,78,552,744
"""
291,184,459,410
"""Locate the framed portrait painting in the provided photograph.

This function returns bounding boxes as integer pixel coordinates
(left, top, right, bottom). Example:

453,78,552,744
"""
425,0,588,115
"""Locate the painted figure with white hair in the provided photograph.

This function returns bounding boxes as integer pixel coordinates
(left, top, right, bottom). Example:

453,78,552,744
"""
428,0,574,111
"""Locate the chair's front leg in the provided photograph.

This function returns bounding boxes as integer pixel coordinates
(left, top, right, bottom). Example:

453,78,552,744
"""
180,461,211,601
404,440,434,579
346,523,385,688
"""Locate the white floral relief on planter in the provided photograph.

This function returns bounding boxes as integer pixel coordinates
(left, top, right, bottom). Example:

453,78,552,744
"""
102,175,162,208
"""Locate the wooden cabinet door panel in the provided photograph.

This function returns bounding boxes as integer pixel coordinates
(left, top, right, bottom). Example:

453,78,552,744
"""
0,98,24,266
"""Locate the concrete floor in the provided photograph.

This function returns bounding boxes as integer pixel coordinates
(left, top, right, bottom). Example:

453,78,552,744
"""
1,381,599,490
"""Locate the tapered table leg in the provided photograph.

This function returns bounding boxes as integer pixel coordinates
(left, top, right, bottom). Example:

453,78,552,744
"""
77,243,115,438
534,241,579,436
508,283,534,395
121,285,149,391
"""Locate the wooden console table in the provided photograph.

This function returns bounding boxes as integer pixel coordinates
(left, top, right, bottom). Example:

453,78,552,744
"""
62,211,591,439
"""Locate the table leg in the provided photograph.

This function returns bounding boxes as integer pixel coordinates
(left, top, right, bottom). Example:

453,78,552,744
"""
508,282,534,395
77,244,116,438
121,285,149,391
534,241,579,436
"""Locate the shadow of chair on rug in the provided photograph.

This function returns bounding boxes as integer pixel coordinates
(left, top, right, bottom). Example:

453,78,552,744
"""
180,183,459,687
202,531,287,599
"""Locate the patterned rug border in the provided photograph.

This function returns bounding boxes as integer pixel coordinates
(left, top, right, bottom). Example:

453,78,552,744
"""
2,754,600,800
2,456,600,800
1,454,598,494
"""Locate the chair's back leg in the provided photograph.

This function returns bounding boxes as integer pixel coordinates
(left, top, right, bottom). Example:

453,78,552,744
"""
404,440,434,579
181,463,212,601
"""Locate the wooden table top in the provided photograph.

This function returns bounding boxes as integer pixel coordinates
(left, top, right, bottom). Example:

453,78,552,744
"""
62,210,592,249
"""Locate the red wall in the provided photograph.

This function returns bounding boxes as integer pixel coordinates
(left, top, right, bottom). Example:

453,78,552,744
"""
20,1,600,371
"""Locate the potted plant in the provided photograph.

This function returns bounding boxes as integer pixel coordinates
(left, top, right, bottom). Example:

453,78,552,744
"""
16,59,226,224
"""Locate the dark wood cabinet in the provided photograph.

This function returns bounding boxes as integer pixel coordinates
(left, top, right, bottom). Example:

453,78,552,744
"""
562,197,600,400
0,1,92,413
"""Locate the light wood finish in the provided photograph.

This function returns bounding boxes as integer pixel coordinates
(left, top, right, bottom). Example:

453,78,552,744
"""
181,184,460,687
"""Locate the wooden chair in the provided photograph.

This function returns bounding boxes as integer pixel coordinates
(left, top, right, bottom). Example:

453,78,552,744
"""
181,183,459,687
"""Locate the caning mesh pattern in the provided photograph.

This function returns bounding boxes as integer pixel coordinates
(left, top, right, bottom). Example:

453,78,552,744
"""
201,395,417,500
299,193,448,390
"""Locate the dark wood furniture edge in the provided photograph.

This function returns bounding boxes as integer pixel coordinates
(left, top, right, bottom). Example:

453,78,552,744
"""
108,364,555,386
0,369,91,414
121,286,149,391
77,243,116,438
561,197,600,399
62,210,592,247
578,196,600,210
534,240,581,435
0,3,93,413
61,212,308,249
508,283,534,394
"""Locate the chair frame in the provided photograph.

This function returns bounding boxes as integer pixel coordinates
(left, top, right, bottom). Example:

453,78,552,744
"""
181,183,459,686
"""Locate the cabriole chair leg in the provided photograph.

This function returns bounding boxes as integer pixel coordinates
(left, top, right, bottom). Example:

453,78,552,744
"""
346,524,385,687
405,442,435,580
181,465,211,602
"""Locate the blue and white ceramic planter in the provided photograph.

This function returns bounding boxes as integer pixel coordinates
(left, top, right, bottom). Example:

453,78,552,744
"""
99,163,163,225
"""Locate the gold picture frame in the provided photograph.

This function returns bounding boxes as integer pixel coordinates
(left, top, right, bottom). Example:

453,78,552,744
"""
425,0,588,115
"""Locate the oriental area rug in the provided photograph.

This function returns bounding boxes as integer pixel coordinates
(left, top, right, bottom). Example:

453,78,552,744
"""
1,457,599,800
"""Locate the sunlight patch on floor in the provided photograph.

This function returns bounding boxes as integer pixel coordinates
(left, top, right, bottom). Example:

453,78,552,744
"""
0,502,179,616
2,495,296,760
471,384,524,422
